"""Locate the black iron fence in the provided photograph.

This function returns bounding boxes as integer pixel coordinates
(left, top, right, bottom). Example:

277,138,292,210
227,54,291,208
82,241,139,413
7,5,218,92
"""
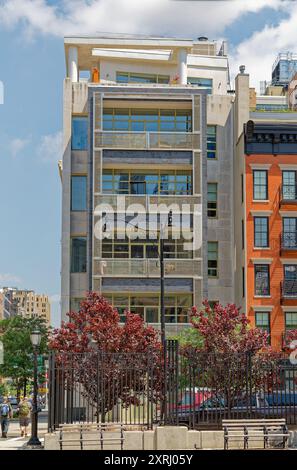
48,342,297,431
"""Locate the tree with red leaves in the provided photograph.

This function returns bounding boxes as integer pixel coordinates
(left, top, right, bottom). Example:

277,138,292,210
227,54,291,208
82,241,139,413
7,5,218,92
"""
49,293,162,421
178,301,280,414
189,301,268,353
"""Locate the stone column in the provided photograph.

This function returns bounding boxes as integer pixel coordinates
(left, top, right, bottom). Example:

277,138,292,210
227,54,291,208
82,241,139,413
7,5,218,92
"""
68,46,78,82
178,48,188,85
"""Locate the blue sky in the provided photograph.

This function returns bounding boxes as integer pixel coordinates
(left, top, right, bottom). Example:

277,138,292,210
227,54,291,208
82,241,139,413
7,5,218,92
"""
0,0,295,326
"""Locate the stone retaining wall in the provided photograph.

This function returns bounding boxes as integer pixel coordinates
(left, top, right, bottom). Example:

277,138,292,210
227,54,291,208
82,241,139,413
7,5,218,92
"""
44,426,297,450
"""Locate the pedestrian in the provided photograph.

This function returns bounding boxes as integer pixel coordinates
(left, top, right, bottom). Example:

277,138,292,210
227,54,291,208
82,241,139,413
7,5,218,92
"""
0,396,13,438
18,396,32,437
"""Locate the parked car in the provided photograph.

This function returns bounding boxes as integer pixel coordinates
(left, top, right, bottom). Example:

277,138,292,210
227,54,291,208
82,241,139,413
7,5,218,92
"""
175,391,297,426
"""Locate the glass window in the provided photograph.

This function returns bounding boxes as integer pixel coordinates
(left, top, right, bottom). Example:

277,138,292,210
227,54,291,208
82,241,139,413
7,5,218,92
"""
284,264,297,280
285,312,297,330
208,242,218,277
255,312,271,343
101,235,193,260
102,170,191,196
207,183,217,218
187,77,212,94
116,71,170,84
71,176,87,211
283,218,297,248
72,117,88,150
254,217,269,248
282,171,296,200
71,237,87,273
207,126,216,159
254,264,270,296
253,170,268,200
283,265,297,299
102,108,192,132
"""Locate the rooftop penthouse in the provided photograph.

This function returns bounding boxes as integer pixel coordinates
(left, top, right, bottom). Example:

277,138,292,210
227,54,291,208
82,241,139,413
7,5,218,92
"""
64,33,229,95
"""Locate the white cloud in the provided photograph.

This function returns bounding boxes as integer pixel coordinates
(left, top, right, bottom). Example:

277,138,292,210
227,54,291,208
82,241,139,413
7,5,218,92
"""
0,0,284,38
0,273,22,285
36,130,62,163
9,137,31,158
231,2,297,90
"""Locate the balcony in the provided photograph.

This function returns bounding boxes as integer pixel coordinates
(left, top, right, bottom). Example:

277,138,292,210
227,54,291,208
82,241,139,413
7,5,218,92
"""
281,280,297,300
282,331,297,349
94,131,200,150
280,184,297,205
93,258,201,278
281,232,297,251
93,194,201,212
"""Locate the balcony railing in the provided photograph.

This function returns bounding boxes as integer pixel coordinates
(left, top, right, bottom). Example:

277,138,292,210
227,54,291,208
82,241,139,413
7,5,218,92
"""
94,131,200,150
281,231,297,250
281,280,297,299
282,330,297,349
280,184,297,204
93,258,201,278
93,194,201,212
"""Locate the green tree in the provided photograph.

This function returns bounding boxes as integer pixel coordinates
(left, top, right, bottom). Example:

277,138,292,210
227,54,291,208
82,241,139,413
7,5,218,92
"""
0,316,49,399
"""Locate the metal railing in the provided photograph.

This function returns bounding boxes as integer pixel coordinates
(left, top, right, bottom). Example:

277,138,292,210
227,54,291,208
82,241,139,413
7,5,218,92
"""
92,258,201,278
281,231,297,250
280,184,297,203
94,131,200,150
281,280,297,298
48,345,297,431
93,194,201,212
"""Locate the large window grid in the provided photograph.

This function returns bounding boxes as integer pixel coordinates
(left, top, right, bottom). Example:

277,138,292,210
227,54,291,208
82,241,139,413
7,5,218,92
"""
253,170,268,200
102,236,193,259
103,293,192,324
207,126,216,159
102,170,192,195
208,242,218,277
116,71,170,84
254,217,269,248
207,183,217,218
254,264,270,296
103,108,192,132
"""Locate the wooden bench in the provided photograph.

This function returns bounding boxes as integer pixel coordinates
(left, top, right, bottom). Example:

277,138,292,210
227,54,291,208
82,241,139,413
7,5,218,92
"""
58,423,125,450
222,419,289,450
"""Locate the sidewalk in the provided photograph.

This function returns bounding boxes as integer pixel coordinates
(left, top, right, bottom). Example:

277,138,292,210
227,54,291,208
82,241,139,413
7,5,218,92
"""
0,416,48,450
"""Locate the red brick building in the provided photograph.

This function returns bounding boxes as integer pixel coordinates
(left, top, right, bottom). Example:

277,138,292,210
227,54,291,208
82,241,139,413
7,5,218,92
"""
244,122,297,350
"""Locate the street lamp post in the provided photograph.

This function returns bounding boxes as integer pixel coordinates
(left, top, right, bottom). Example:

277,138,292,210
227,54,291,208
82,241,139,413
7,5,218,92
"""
102,210,172,424
27,329,42,447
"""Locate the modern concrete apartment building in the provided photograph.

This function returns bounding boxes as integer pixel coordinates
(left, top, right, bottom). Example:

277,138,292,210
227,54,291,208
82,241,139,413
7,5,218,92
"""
61,33,234,332
234,71,297,350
